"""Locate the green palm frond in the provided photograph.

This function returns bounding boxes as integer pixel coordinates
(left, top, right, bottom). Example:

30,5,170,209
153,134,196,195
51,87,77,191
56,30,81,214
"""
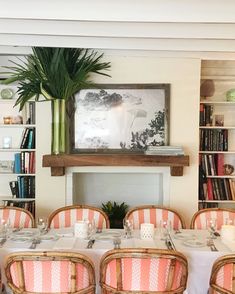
2,47,111,110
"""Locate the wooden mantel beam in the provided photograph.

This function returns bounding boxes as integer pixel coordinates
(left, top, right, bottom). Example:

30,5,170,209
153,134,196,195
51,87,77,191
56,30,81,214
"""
42,154,189,177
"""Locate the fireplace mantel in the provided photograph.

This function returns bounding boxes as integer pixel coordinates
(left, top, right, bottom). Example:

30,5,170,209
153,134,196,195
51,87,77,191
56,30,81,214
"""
42,154,189,176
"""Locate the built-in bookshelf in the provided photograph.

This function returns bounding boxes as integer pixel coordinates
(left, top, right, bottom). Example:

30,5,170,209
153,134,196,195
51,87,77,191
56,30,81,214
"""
199,60,235,210
0,83,36,215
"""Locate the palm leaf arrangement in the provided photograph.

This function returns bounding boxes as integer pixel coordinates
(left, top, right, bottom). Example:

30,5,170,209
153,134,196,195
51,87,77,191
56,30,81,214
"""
2,47,111,154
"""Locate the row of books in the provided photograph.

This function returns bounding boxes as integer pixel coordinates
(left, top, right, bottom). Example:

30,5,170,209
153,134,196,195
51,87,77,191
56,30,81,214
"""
14,151,35,174
20,127,35,149
200,129,228,151
144,146,184,156
22,101,36,125
200,104,213,126
200,154,224,176
9,176,35,198
199,165,235,201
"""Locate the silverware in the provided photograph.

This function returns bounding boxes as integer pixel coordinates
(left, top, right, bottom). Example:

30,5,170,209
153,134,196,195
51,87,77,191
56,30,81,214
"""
113,237,121,249
87,239,95,249
29,238,40,249
0,238,7,247
207,239,218,251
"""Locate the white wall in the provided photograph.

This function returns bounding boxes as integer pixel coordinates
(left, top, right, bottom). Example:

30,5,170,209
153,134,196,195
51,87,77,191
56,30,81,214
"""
36,54,200,226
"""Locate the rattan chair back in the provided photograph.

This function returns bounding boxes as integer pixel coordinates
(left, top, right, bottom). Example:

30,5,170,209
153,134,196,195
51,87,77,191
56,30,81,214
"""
48,204,110,229
0,206,34,228
209,254,235,294
100,248,188,294
5,251,96,294
125,205,186,230
190,208,235,230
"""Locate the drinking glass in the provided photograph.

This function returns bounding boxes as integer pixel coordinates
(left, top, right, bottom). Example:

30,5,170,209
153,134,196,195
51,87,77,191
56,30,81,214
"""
159,220,171,240
225,218,235,226
0,218,10,237
123,219,133,239
88,219,96,239
37,217,48,234
206,218,217,239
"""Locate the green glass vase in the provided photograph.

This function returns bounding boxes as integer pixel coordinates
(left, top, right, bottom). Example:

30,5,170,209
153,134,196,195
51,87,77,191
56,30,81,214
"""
51,99,66,154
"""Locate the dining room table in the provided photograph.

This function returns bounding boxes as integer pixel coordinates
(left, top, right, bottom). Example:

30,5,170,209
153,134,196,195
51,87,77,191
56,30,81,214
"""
0,227,234,294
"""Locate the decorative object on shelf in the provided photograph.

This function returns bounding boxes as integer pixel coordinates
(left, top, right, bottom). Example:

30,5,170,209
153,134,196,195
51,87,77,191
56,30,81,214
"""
0,88,14,99
224,164,234,175
226,88,235,102
0,160,14,173
200,79,215,99
214,114,224,127
72,84,170,153
2,136,12,149
101,201,128,229
2,47,111,155
3,116,12,124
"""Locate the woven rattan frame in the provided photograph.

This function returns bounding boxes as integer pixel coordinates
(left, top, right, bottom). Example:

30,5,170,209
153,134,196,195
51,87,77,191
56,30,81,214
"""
190,208,235,229
100,248,188,294
0,206,35,228
209,254,235,294
5,251,96,294
48,204,110,228
125,205,186,229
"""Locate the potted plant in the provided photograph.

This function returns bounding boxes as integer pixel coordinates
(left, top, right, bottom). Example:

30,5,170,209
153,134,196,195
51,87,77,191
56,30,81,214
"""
101,201,129,229
1,47,111,154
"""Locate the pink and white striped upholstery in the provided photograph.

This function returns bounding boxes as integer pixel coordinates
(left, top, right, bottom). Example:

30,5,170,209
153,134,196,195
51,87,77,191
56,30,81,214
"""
0,206,34,228
125,205,185,230
191,208,235,230
100,249,188,294
5,251,96,294
48,205,109,229
209,254,235,294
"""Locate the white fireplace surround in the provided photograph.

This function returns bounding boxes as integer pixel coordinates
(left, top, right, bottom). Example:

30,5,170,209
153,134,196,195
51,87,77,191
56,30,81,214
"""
65,166,170,208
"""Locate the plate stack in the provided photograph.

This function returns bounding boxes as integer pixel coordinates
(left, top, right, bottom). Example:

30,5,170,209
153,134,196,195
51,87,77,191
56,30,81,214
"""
145,146,184,156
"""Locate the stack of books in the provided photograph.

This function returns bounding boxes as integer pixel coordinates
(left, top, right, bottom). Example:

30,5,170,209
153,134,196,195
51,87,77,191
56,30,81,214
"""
145,146,185,156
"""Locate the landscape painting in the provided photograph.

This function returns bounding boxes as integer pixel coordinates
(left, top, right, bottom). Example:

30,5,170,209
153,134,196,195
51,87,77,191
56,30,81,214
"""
73,84,170,152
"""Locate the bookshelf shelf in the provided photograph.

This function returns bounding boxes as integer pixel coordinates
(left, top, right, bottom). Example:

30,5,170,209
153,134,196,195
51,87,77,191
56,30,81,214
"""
0,92,36,215
0,124,36,128
199,61,235,209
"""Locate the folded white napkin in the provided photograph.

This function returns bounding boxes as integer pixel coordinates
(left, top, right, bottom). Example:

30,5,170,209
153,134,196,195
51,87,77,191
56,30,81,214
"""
222,239,235,252
53,237,76,249
134,238,156,248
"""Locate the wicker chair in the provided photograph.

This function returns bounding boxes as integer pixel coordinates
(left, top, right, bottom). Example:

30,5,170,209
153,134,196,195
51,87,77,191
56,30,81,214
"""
209,254,235,294
125,205,186,230
100,248,188,294
5,251,96,294
48,204,110,229
190,208,235,230
0,206,34,228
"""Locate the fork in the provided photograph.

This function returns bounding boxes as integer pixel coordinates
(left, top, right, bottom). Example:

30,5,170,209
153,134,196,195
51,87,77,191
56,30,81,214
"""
29,238,40,249
207,239,218,251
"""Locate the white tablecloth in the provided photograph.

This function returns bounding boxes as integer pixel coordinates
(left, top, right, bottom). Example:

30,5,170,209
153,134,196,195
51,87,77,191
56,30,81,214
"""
0,228,233,294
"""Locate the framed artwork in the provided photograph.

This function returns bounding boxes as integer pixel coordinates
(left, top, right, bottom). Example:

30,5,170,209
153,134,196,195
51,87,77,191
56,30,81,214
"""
71,84,170,153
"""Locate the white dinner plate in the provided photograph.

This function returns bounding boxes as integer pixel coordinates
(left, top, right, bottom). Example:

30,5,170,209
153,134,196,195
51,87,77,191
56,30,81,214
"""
39,235,58,241
13,231,35,237
10,236,32,243
183,239,206,248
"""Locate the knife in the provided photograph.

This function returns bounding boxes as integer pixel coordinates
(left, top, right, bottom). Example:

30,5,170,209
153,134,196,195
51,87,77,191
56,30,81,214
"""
87,239,95,249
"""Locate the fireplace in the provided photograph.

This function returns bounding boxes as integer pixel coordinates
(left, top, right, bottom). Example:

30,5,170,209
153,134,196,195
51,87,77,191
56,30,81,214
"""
65,166,170,208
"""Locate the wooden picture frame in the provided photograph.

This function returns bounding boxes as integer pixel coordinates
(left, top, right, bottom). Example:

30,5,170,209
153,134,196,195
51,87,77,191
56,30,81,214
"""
70,84,170,153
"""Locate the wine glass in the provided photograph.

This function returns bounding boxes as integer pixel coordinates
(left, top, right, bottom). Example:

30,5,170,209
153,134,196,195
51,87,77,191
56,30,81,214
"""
206,218,217,239
88,219,96,239
37,217,48,234
123,219,133,239
159,220,171,240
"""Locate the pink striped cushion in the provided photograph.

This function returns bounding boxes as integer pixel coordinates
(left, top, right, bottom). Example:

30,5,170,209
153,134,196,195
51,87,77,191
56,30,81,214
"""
0,208,33,228
10,260,90,292
127,208,183,230
50,208,107,229
105,257,183,291
193,211,235,230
